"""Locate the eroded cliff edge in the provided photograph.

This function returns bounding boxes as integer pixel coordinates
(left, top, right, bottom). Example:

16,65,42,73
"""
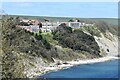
2,18,118,78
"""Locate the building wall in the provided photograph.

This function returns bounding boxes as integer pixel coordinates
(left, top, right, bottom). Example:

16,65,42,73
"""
67,22,81,28
18,20,95,33
31,25,39,32
19,25,40,33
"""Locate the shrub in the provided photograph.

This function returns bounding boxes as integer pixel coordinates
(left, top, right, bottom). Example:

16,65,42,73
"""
53,25,100,56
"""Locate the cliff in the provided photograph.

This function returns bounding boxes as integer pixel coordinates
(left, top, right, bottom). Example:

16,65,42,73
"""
81,22,118,57
1,18,118,78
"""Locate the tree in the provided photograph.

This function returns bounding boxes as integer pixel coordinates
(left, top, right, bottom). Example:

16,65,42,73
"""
53,25,100,56
35,34,42,40
18,22,29,26
68,19,74,22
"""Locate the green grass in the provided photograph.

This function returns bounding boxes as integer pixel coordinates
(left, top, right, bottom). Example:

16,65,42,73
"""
41,32,58,45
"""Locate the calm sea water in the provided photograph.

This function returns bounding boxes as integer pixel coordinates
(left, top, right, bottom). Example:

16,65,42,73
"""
39,59,119,78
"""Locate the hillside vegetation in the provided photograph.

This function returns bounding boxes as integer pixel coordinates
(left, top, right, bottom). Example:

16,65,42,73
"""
52,24,101,57
1,17,118,78
2,18,55,78
2,18,97,78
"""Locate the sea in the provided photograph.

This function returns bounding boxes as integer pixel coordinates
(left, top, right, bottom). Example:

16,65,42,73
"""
39,59,119,80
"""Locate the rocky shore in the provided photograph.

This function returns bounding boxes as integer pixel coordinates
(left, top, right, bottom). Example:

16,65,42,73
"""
25,56,119,78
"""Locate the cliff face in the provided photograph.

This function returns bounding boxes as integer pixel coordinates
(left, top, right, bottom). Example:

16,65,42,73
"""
81,23,118,57
2,18,118,78
94,32,118,56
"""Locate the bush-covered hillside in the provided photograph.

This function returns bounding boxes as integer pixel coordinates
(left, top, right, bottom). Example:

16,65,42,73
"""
2,18,58,78
81,21,118,38
52,24,101,57
2,17,115,78
2,18,94,78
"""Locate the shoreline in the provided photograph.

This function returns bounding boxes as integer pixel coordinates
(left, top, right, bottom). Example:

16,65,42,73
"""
26,56,119,78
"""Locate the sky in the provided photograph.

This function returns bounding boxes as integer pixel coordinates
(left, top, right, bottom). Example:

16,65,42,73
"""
2,2,118,18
